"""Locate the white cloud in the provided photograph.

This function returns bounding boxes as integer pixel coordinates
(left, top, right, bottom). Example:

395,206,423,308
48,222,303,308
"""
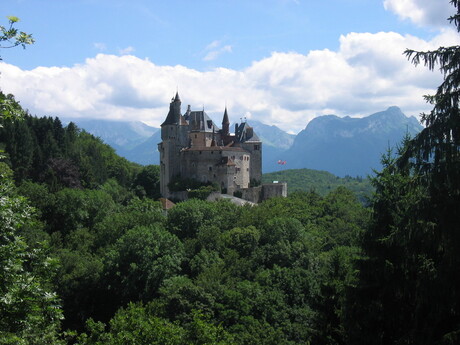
0,29,459,134
93,42,107,51
384,0,454,28
203,40,233,61
119,46,135,55
205,40,221,50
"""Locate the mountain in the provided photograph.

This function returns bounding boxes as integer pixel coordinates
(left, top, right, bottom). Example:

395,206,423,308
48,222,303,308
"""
246,120,295,150
283,106,423,177
241,120,295,173
61,118,160,165
63,107,421,176
62,118,159,150
66,118,294,167
116,130,162,165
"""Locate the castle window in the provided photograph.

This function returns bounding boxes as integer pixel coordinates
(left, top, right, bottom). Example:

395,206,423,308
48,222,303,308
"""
254,145,260,150
199,151,202,154
211,151,213,154
195,134,197,138
209,166,212,171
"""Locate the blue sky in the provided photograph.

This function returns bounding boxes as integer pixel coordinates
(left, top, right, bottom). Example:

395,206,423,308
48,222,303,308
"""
0,0,458,133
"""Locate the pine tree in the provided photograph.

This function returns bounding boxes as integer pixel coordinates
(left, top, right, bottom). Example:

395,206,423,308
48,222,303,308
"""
348,2,460,344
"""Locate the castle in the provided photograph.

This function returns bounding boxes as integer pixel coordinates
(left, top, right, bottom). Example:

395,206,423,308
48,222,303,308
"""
158,92,286,202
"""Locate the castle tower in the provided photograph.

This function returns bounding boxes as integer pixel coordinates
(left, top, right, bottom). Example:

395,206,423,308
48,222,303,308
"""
158,92,186,198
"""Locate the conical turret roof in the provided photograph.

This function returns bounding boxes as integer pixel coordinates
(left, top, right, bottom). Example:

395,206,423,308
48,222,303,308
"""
222,107,230,125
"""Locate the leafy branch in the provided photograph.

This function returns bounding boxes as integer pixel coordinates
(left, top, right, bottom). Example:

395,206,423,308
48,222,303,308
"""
0,16,34,59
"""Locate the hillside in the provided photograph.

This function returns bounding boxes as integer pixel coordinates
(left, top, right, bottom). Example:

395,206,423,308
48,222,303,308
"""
263,168,373,203
62,118,161,165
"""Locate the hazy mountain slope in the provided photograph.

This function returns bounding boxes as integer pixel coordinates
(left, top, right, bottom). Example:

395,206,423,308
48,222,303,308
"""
62,118,159,150
283,106,423,177
244,120,295,173
63,107,421,175
247,120,295,150
116,130,162,165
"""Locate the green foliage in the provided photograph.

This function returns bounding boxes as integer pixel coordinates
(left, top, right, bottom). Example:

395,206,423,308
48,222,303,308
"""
220,226,260,257
76,303,235,345
0,166,63,344
0,16,34,63
47,188,116,236
348,2,460,343
104,225,184,303
132,165,161,199
0,109,140,190
263,168,373,203
233,190,243,198
167,199,219,240
76,303,186,345
168,175,218,195
168,175,203,192
188,184,219,200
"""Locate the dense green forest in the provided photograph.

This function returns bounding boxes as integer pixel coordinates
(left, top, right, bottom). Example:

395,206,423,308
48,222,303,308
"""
0,95,369,343
2,2,460,343
262,169,373,203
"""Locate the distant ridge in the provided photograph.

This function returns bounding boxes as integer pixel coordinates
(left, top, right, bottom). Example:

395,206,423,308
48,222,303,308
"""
233,120,295,173
281,106,422,177
63,106,423,176
61,118,160,164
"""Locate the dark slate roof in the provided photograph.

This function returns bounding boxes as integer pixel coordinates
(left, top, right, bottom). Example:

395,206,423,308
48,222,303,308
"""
161,108,177,126
235,122,261,142
161,93,182,126
189,111,220,133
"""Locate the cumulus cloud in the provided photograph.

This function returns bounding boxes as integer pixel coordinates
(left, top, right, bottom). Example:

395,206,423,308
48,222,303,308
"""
0,29,459,133
384,0,454,28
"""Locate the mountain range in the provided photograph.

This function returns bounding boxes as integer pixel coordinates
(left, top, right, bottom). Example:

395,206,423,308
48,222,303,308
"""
64,106,423,177
280,106,423,176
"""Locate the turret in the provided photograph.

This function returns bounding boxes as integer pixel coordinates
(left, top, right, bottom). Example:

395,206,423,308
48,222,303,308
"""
222,107,230,136
161,92,182,127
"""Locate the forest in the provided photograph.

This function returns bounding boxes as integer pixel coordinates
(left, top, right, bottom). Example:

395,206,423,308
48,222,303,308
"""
1,2,460,344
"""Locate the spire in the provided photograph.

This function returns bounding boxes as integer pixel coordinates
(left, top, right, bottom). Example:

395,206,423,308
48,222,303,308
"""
161,92,182,126
222,106,230,136
223,107,229,124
